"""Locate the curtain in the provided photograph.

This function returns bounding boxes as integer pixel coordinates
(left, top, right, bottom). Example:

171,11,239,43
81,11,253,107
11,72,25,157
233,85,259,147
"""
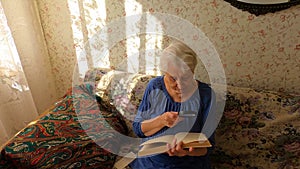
0,0,57,146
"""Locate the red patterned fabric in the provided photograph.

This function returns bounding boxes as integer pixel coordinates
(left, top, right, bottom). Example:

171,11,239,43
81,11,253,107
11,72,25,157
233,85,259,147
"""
0,83,128,169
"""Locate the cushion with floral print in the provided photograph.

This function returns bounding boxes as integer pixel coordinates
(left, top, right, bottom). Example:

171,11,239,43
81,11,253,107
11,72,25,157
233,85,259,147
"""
84,67,111,87
93,69,155,138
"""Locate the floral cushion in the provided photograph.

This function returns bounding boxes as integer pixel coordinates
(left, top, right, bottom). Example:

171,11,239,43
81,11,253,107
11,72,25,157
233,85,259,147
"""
85,69,155,138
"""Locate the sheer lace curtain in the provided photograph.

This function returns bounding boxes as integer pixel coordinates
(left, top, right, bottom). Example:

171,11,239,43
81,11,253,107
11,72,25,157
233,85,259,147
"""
0,0,57,146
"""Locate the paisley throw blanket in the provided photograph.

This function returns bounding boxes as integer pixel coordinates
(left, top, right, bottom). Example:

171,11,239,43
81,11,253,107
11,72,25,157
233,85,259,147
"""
0,83,128,169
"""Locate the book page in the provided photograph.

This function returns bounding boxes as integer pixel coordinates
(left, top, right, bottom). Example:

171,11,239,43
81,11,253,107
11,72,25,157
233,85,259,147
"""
140,135,174,146
138,142,168,157
113,152,137,169
175,132,207,144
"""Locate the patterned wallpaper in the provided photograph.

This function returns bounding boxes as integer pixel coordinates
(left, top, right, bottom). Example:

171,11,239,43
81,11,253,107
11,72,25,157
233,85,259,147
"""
36,0,300,97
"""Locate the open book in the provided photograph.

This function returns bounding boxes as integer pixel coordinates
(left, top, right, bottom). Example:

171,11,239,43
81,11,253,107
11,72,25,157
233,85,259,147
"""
138,132,211,157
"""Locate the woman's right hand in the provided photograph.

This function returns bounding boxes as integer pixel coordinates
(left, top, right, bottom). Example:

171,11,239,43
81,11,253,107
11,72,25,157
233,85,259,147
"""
160,111,183,128
141,111,183,136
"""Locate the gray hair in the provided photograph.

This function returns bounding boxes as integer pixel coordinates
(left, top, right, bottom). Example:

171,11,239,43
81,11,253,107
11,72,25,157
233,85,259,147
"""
160,41,198,74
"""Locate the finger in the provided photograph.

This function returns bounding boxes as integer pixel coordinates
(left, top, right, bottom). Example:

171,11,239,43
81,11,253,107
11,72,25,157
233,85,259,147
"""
171,111,178,115
170,112,179,119
175,141,185,152
162,114,171,127
167,143,172,151
166,144,175,156
172,138,177,146
167,119,174,127
171,138,177,153
176,141,190,157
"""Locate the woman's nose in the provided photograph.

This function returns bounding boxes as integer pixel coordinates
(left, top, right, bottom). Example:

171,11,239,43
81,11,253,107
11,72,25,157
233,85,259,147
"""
176,80,183,89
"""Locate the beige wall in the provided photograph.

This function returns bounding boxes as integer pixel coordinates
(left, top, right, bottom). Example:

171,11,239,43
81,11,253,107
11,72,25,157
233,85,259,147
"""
37,0,300,96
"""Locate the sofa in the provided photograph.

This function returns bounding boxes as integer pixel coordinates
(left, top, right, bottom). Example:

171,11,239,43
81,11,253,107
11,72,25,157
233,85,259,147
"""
0,68,299,169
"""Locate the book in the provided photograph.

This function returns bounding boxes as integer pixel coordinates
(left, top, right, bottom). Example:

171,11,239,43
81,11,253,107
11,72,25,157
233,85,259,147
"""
137,132,211,157
113,152,137,169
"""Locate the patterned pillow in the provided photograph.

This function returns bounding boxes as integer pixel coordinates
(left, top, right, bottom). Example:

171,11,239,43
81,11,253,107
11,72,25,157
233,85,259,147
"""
93,70,155,137
84,67,111,85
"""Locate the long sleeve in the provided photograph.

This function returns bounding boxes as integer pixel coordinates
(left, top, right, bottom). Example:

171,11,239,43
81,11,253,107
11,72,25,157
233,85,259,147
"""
132,80,153,138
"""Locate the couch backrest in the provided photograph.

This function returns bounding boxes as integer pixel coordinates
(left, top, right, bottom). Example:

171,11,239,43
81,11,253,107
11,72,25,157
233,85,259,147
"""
84,68,300,129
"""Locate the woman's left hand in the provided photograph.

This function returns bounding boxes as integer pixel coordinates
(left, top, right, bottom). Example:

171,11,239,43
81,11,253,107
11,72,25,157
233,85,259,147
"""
166,139,188,157
166,138,207,157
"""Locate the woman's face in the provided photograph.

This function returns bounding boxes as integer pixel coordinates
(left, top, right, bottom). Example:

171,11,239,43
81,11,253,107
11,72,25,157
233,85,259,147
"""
164,65,195,98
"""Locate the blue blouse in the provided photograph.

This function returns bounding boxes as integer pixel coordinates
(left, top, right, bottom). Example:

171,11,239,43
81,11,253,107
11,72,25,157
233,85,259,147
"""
130,76,216,169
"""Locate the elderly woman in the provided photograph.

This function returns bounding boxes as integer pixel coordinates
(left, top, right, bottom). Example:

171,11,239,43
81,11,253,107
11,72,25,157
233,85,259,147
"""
130,41,216,169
